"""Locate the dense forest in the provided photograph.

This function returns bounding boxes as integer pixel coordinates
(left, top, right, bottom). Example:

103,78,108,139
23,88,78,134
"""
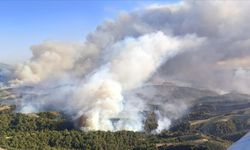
0,106,231,150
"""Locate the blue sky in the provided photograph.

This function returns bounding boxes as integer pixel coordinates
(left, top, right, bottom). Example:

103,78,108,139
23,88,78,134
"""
0,0,179,64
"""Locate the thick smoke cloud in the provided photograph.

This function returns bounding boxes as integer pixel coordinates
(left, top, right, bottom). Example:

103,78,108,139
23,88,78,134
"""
12,0,250,131
148,1,250,93
16,32,204,131
15,42,81,83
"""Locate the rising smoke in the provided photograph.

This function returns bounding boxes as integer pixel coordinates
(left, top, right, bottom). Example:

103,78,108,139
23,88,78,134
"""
15,32,204,131
11,0,250,131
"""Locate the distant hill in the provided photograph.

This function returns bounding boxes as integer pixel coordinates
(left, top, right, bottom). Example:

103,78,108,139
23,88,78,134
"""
0,63,13,85
135,82,218,104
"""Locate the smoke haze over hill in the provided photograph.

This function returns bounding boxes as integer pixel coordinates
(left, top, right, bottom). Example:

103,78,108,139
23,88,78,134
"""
3,0,250,131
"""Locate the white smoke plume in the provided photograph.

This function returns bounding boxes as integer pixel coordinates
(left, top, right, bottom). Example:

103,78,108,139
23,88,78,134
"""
11,0,250,131
15,32,204,131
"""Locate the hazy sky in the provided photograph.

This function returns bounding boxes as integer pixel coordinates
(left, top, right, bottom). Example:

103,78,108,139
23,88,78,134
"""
0,0,179,64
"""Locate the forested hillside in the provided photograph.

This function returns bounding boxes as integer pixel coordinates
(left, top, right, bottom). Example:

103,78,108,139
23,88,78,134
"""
0,83,249,149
